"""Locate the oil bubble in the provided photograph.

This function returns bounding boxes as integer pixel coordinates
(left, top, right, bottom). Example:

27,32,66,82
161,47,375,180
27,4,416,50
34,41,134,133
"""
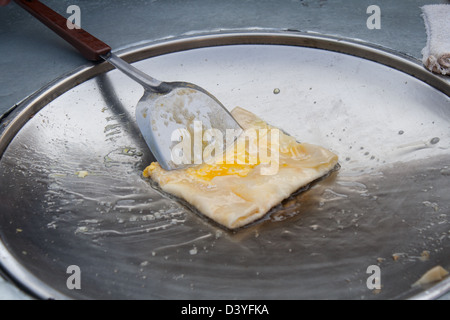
430,137,440,145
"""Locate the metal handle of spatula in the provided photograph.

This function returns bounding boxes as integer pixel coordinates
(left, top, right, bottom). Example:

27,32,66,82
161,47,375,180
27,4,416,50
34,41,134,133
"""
14,0,165,91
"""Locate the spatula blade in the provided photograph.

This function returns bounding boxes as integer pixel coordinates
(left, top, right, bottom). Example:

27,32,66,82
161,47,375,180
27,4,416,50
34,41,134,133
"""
136,84,242,170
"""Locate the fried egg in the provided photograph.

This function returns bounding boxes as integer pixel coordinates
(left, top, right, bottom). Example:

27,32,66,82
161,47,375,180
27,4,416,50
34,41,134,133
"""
143,107,339,229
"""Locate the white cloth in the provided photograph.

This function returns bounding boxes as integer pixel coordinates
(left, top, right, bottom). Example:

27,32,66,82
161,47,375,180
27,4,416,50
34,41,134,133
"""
421,4,450,75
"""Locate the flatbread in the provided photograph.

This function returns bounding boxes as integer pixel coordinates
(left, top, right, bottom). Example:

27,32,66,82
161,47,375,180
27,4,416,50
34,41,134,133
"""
143,107,339,229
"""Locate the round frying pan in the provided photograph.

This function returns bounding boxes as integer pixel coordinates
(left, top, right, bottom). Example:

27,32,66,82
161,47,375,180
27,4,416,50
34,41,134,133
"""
0,31,449,299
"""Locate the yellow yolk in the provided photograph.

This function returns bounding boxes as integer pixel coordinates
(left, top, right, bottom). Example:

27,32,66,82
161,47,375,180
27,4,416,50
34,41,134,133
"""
187,162,257,181
187,141,264,181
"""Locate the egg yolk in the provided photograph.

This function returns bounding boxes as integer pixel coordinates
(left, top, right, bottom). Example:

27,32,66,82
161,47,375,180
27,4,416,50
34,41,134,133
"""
187,162,257,181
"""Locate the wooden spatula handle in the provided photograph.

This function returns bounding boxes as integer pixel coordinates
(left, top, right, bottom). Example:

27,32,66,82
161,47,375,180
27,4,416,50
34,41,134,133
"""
14,0,111,61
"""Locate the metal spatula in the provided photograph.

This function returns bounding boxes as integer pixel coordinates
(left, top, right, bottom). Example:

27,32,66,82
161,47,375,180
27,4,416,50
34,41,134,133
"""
14,0,242,170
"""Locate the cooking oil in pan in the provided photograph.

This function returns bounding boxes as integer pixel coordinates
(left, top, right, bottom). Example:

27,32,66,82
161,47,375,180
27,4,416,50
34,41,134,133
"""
28,144,448,299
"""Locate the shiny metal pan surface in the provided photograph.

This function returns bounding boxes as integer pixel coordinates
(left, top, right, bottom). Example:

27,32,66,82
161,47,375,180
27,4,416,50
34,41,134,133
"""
0,31,449,300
